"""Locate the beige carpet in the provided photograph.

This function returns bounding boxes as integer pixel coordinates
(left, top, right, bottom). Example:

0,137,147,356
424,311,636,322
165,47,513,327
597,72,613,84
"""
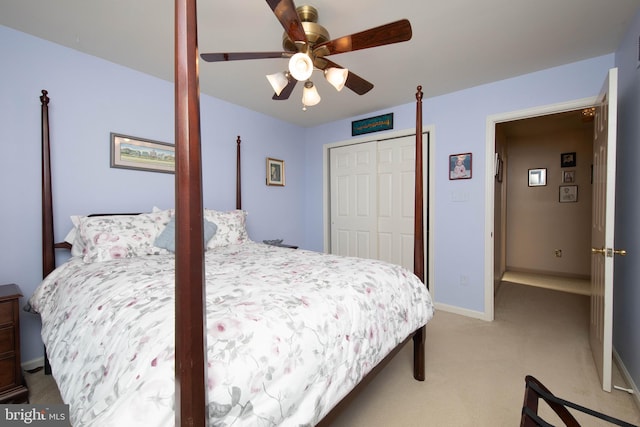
25,282,640,426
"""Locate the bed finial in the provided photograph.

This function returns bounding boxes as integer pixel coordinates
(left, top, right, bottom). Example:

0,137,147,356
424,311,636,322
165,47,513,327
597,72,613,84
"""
236,136,242,210
416,85,423,101
40,90,49,105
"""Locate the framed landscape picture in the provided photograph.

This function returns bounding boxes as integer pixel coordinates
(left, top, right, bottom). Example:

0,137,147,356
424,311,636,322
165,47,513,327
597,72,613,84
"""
110,133,175,174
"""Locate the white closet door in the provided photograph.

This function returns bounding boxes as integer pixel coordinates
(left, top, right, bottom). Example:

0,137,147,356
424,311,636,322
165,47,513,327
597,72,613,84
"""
377,136,416,270
330,142,378,258
329,136,416,267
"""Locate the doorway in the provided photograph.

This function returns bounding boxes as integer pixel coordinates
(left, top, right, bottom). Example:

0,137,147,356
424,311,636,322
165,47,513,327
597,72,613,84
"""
496,109,594,295
484,97,598,321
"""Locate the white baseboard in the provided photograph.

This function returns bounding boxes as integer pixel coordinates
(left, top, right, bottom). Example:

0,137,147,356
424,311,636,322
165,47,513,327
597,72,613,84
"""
434,302,492,321
22,356,45,372
613,347,640,412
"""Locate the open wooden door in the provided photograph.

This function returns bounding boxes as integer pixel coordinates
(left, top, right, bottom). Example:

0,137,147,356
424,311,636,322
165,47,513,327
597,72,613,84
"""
590,67,625,392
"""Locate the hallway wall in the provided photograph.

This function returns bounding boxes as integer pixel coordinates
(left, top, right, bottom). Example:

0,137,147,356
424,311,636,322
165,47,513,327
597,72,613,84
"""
503,119,593,278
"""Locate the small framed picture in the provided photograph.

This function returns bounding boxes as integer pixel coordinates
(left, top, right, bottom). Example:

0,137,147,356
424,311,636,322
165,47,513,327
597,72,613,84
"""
496,157,504,183
266,157,285,186
561,152,576,168
449,153,472,180
528,168,547,187
562,170,575,183
559,185,578,203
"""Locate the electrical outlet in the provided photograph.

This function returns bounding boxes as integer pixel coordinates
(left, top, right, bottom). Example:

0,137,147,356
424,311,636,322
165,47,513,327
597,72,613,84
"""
555,249,562,257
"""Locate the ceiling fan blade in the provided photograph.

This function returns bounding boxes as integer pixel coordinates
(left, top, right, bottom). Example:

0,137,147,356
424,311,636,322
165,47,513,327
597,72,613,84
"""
272,77,297,100
313,19,412,56
314,58,374,96
342,70,374,96
265,0,308,45
200,52,291,62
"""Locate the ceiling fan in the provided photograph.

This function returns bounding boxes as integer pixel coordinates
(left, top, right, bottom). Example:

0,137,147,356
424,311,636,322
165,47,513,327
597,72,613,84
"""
200,0,412,110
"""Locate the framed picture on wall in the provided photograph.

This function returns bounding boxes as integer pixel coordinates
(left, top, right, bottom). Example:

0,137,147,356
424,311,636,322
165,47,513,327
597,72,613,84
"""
559,185,578,202
449,153,472,180
495,155,503,183
562,170,575,183
528,168,547,186
561,152,576,168
110,133,175,174
266,157,285,186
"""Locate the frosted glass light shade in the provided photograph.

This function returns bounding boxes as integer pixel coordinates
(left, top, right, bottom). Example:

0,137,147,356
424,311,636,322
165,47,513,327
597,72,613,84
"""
266,71,289,96
302,81,321,107
324,67,348,91
288,52,314,81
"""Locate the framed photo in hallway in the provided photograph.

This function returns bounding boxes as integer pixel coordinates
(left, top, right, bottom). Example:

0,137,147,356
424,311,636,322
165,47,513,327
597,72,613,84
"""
561,152,576,168
559,185,578,202
562,170,575,183
528,168,547,186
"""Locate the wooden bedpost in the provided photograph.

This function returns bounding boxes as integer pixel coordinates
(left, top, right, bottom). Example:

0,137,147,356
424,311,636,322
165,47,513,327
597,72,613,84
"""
236,136,242,210
175,0,207,425
413,86,424,284
41,90,55,279
41,90,55,376
413,85,426,381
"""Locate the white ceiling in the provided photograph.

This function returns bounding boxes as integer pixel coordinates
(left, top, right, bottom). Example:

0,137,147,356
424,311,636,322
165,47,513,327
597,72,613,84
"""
2,0,639,128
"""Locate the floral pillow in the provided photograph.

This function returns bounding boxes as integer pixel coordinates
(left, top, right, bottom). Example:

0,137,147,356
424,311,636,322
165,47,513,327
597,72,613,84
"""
63,215,86,257
203,209,249,248
78,214,167,263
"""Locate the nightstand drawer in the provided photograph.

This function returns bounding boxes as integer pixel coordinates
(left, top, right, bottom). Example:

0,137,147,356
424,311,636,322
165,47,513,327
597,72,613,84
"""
0,356,17,391
0,301,13,326
0,326,14,355
0,284,28,403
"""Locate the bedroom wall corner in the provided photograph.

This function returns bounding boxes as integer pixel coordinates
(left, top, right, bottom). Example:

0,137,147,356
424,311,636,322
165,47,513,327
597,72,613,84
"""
612,6,640,403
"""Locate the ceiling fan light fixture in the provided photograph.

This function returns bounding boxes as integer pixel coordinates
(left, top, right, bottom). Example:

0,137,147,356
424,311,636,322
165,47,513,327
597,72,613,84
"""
289,52,314,81
302,81,321,108
324,67,348,91
266,71,290,96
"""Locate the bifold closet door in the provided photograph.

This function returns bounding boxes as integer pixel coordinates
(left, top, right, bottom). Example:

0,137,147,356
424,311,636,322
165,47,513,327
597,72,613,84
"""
330,142,378,259
377,136,416,271
329,135,416,269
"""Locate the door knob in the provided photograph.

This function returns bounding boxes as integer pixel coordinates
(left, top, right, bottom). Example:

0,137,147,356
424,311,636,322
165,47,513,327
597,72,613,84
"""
591,247,627,257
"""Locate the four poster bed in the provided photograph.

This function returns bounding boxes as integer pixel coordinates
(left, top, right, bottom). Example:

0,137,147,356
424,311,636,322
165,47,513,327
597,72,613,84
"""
29,2,432,426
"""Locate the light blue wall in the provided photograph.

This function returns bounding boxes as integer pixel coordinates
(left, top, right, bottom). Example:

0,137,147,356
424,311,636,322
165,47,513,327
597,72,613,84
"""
0,25,305,363
613,8,640,395
304,21,640,390
304,54,614,314
3,14,639,392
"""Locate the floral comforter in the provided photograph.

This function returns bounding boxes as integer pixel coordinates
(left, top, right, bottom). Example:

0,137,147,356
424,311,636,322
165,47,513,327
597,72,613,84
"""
29,242,434,426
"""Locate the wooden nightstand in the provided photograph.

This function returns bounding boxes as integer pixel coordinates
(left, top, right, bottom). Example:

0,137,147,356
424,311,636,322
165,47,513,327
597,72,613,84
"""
0,284,29,403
